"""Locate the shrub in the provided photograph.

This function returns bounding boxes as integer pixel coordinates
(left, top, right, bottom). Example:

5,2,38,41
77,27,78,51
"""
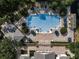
60,27,67,35
31,30,36,36
21,23,29,34
55,30,59,36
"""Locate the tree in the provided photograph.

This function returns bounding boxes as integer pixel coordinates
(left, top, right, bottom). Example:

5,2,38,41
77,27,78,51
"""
64,0,75,6
20,8,29,17
67,42,79,59
0,0,19,17
22,23,29,34
67,43,75,53
51,1,58,8
0,38,17,59
48,0,75,16
0,0,29,25
60,27,67,35
55,30,59,36
31,30,36,36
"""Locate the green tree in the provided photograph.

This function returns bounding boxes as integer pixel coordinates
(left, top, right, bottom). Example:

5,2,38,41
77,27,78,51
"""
22,23,29,34
0,0,29,17
0,0,19,16
0,38,17,59
49,0,74,16
60,27,67,35
67,43,75,53
52,1,58,8
0,0,29,25
68,42,79,59
64,0,75,6
20,8,29,17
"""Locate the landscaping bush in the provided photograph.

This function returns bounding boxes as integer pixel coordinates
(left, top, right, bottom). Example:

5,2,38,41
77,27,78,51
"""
31,30,36,36
22,23,29,34
60,27,67,35
55,30,59,36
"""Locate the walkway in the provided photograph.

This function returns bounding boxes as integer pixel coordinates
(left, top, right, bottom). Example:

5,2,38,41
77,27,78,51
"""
27,46,67,55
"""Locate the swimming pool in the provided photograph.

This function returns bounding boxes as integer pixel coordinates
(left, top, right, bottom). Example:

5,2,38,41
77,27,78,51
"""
26,14,60,33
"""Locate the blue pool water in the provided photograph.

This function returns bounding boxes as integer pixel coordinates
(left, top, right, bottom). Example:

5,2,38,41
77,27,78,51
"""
26,14,60,32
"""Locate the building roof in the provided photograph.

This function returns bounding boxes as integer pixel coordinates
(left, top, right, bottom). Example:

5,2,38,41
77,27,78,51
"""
56,54,69,59
60,57,69,59
5,29,24,42
34,51,56,59
19,54,30,59
13,29,24,41
36,51,55,55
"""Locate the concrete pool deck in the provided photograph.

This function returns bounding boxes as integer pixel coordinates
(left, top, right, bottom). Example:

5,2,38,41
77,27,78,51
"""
31,33,68,43
27,32,68,44
27,25,74,44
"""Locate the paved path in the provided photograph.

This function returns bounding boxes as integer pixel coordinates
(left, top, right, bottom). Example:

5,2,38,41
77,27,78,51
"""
27,46,67,55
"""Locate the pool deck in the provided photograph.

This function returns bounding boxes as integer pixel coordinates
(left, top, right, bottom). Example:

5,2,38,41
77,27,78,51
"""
27,25,74,44
27,32,68,45
32,33,67,43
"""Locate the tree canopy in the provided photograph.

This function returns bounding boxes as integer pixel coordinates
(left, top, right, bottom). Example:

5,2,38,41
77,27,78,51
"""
0,0,19,17
60,27,67,35
0,0,75,17
49,0,75,16
0,0,75,24
68,42,79,59
21,23,29,34
0,0,30,17
0,38,17,59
